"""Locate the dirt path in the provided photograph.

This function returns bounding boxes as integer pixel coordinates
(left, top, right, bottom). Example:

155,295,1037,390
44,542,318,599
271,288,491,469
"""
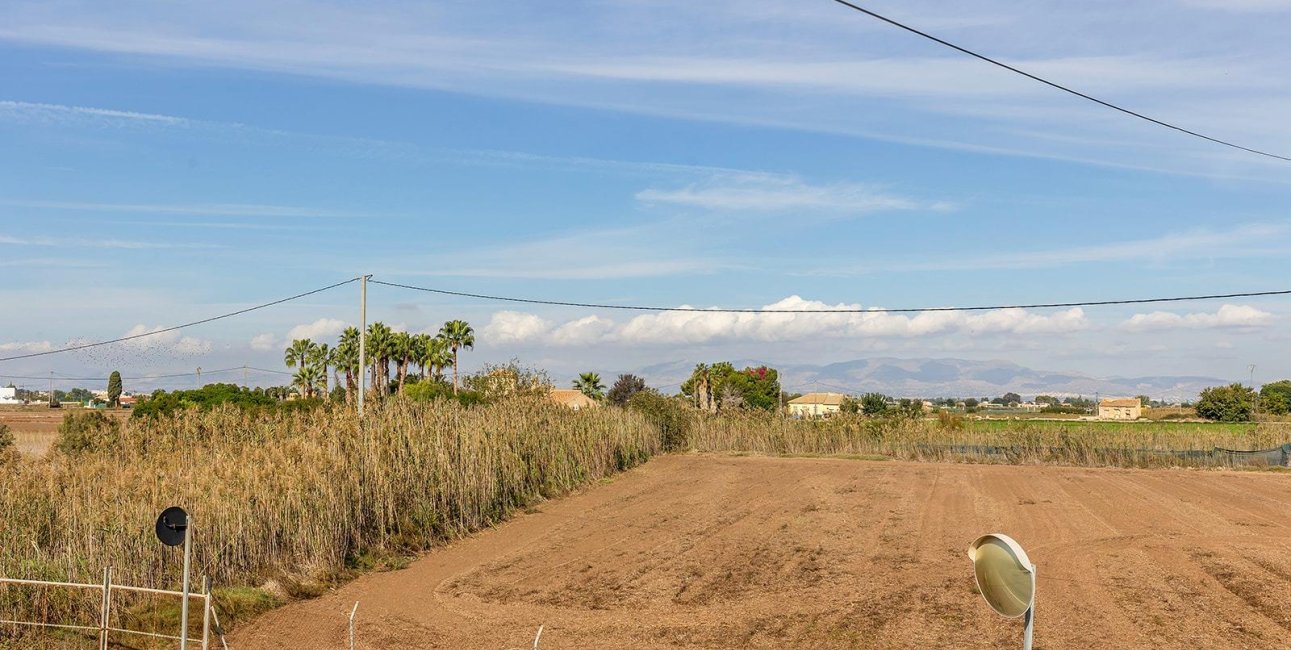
232,455,1291,649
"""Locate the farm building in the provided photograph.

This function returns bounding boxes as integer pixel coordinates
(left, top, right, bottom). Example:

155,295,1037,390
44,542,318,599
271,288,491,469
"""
548,388,600,410
788,392,846,418
1098,397,1143,420
0,385,20,405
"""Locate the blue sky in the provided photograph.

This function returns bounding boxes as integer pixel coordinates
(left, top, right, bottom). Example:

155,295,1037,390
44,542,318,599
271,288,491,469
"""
1,0,1290,392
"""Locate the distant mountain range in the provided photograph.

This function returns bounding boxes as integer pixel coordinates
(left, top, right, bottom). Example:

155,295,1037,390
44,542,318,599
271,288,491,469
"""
632,357,1226,401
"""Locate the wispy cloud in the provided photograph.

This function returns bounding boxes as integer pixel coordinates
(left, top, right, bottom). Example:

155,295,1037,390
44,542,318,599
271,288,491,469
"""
0,257,108,268
2,2,1288,177
0,234,220,250
1182,0,1291,11
809,223,1291,275
2,199,378,219
636,173,953,214
388,224,738,280
0,99,188,125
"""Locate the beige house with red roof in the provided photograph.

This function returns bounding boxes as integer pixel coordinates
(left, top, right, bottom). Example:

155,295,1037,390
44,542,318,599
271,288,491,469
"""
788,392,846,418
548,388,599,410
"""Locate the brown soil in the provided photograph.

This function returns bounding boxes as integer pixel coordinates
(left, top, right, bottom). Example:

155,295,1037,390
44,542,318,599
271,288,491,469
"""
0,407,129,455
232,455,1291,649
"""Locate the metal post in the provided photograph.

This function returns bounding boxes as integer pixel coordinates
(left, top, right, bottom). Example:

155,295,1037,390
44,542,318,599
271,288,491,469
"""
180,516,193,650
99,567,111,650
1022,564,1035,650
210,604,231,650
358,275,367,417
202,576,212,650
349,601,359,650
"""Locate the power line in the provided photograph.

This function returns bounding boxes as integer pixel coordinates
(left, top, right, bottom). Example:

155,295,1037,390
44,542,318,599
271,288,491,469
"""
1,366,293,382
371,279,1291,314
826,0,1291,163
0,278,361,363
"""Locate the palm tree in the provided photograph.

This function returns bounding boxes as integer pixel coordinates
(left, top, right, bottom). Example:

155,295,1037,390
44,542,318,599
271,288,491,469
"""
573,372,606,400
284,338,313,372
390,331,415,395
409,333,430,379
290,368,309,399
421,335,452,383
366,322,394,399
309,342,331,398
438,320,475,394
336,327,361,405
291,364,323,400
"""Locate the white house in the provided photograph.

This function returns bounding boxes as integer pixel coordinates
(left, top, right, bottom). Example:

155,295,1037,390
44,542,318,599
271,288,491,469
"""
0,386,21,405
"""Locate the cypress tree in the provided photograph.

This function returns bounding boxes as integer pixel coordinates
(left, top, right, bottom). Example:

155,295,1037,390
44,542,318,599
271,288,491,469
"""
107,371,123,408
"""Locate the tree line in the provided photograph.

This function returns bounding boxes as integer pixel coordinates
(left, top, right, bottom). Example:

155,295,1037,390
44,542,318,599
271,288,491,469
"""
284,320,474,402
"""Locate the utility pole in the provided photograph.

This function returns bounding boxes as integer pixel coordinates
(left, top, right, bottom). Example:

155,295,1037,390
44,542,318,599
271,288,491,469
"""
48,371,53,407
1250,364,1259,420
778,370,784,417
358,275,368,417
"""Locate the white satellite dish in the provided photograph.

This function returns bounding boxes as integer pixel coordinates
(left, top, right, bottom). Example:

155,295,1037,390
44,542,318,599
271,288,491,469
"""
968,533,1036,649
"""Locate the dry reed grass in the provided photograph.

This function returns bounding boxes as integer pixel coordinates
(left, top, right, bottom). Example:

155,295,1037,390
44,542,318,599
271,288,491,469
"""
0,398,659,643
687,411,1290,467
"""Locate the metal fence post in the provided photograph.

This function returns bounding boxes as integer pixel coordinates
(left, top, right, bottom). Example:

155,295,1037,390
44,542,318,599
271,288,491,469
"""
349,601,359,650
99,567,110,650
202,576,212,650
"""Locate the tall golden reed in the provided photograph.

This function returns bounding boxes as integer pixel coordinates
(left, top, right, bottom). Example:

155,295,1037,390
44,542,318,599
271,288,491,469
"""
686,411,1287,467
0,398,659,637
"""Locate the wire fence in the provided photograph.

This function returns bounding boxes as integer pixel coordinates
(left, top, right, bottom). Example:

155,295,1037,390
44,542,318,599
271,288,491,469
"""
0,569,220,649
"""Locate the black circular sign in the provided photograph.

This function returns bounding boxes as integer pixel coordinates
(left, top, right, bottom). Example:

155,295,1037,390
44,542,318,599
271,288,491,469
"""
155,506,188,547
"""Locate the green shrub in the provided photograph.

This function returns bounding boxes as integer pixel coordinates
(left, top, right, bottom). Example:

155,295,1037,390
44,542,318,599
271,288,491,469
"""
55,411,120,456
405,379,484,406
1196,383,1255,422
0,423,12,451
628,390,694,451
860,393,889,416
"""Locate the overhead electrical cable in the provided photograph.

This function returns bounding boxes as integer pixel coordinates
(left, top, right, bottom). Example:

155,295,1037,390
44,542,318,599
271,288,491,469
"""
370,279,1291,314
1,366,293,382
826,0,1291,163
0,278,361,362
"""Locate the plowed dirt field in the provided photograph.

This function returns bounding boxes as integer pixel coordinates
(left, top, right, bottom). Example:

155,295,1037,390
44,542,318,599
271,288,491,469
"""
233,455,1291,649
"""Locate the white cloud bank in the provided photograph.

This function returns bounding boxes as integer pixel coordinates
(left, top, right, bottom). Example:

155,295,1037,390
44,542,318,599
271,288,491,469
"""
482,296,1089,346
0,340,54,353
1119,304,1275,332
286,318,348,341
249,333,278,351
121,325,212,354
